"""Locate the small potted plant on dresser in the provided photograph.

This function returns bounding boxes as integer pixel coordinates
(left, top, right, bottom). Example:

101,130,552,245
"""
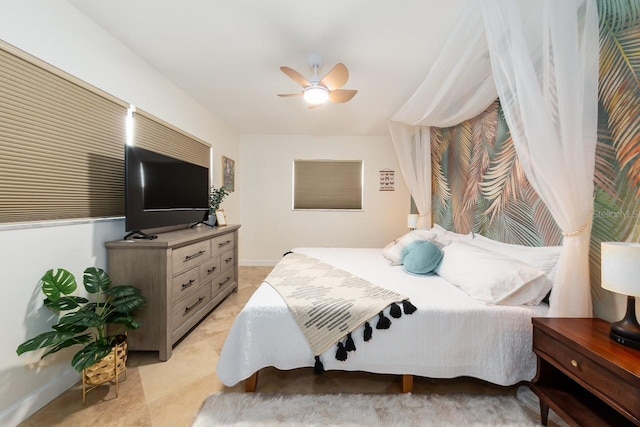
208,186,229,226
16,267,146,404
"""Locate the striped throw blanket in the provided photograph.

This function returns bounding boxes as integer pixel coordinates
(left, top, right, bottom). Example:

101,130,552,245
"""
264,252,416,371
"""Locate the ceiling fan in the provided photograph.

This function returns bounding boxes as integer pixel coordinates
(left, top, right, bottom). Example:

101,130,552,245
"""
277,55,357,108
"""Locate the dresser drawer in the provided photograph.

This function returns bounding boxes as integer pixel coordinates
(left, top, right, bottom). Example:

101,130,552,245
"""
212,268,235,298
534,327,639,419
172,240,211,275
200,255,221,283
220,249,235,271
171,284,211,331
211,233,234,256
171,266,200,304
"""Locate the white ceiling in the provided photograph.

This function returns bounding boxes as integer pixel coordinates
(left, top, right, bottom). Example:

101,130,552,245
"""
67,0,463,136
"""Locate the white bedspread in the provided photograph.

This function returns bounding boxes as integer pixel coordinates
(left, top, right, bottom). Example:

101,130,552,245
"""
217,247,548,387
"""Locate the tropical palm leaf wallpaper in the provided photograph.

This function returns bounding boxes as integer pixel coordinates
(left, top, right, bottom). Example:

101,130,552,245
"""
432,1,640,306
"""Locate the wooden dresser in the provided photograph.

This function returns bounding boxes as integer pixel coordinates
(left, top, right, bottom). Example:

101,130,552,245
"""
106,224,240,361
531,317,640,426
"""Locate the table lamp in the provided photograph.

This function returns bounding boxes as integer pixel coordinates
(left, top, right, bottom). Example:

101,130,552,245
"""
407,214,419,231
601,242,640,349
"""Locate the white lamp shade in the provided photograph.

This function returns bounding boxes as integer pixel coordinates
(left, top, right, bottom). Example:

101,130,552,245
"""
407,214,419,229
601,242,640,297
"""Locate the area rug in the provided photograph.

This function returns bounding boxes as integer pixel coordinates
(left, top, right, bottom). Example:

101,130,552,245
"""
192,392,541,426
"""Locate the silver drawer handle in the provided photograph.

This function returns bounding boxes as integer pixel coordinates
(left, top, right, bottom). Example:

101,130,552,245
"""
224,257,233,263
184,297,204,314
207,266,218,274
570,359,579,368
184,250,205,262
181,279,195,290
218,240,232,248
219,276,232,287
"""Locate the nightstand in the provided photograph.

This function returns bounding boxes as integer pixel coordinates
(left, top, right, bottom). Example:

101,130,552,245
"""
530,317,640,426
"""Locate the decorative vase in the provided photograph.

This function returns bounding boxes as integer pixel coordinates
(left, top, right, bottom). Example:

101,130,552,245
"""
82,335,128,405
209,213,218,226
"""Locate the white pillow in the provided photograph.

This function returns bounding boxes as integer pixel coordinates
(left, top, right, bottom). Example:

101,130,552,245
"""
431,223,474,243
435,241,547,305
382,229,439,265
467,234,561,304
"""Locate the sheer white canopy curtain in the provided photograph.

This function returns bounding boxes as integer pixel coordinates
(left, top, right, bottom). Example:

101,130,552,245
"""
388,1,498,229
389,0,599,317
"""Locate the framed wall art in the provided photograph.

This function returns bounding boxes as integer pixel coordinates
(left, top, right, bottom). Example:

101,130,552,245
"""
222,156,235,192
379,169,394,191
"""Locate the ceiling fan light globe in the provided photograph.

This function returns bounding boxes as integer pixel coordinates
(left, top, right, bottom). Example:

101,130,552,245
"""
303,86,329,105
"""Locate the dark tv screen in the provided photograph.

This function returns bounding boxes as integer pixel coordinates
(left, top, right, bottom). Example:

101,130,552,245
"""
125,145,209,232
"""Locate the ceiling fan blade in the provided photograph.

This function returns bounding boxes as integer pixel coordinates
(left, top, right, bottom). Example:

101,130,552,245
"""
280,66,310,88
307,103,324,110
329,89,357,103
320,63,349,90
277,93,303,97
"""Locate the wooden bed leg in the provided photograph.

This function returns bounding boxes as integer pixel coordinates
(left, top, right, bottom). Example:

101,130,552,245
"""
401,374,413,393
245,372,258,392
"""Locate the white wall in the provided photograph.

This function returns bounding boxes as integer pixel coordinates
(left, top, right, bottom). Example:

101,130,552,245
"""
239,134,411,265
0,1,239,424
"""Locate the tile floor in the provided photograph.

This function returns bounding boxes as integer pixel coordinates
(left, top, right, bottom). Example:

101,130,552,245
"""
19,266,543,427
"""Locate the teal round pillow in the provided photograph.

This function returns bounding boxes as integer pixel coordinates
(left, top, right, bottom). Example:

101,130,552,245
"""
399,240,426,264
402,241,444,275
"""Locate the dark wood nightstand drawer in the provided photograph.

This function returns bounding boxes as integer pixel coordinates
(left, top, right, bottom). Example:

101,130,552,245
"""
534,327,639,420
531,318,640,426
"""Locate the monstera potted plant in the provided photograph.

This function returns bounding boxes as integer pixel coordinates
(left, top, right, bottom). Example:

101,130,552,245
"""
17,267,146,403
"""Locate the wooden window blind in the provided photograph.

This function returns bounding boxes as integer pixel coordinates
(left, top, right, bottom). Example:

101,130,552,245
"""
0,42,129,223
293,160,363,210
133,109,210,169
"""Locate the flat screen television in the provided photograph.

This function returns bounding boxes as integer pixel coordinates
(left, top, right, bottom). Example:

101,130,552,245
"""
125,145,209,237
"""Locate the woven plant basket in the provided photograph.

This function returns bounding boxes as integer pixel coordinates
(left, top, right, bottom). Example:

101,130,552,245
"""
82,335,128,405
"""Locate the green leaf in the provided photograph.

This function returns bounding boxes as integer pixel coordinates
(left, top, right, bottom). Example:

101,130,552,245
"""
106,313,141,330
104,285,141,298
16,330,78,355
113,294,147,313
71,342,113,372
83,267,111,294
41,334,93,359
43,296,89,311
58,310,104,328
40,269,77,302
52,323,89,334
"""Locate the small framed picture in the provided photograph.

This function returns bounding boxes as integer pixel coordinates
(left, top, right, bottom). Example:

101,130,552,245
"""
222,156,235,192
215,209,227,226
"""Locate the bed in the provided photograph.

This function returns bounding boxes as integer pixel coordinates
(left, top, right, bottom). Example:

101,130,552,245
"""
217,231,559,392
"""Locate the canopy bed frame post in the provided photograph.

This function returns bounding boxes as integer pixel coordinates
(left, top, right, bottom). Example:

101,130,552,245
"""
245,372,258,392
402,374,414,393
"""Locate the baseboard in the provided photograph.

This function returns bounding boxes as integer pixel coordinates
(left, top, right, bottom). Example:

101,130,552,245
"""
0,368,79,426
516,386,568,427
239,259,278,267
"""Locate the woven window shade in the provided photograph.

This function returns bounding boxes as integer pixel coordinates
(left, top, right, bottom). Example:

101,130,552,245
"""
0,43,128,223
293,160,363,210
133,109,210,168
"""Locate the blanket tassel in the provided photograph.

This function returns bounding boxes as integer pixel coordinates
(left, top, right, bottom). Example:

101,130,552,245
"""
345,333,356,352
390,302,402,318
376,311,391,329
402,299,417,315
364,322,373,341
335,342,348,361
313,356,325,375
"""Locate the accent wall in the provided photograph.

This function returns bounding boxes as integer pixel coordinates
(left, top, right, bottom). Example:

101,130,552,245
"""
432,2,640,320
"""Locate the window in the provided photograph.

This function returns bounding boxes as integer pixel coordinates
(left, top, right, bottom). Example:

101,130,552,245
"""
293,160,363,210
0,42,128,223
0,42,210,225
